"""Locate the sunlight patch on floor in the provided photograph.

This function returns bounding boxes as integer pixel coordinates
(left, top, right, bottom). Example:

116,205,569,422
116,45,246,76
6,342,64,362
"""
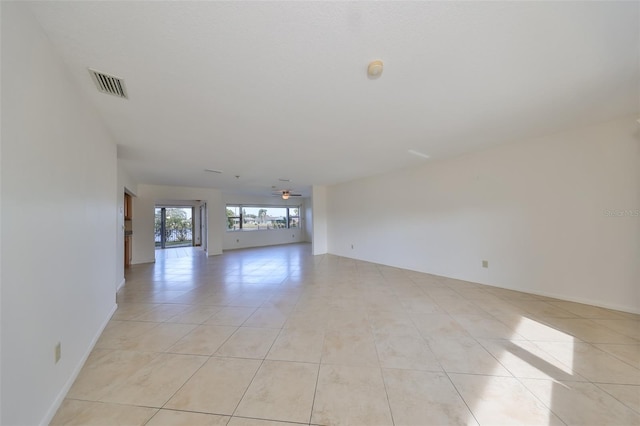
514,317,574,375
467,316,577,425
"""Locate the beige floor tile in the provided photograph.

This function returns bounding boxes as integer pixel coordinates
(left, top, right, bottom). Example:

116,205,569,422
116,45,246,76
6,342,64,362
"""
597,383,640,413
510,300,579,318
284,310,328,331
198,293,239,306
168,324,237,355
434,297,491,316
146,409,230,425
227,417,303,426
449,373,563,425
166,305,222,324
111,303,159,320
430,337,511,376
537,342,640,384
165,356,261,415
94,320,159,349
399,296,446,314
311,364,393,426
411,313,472,341
267,328,325,363
265,292,301,305
478,339,586,382
235,360,318,423
475,301,523,324
593,343,640,368
215,327,280,359
522,379,640,425
368,311,416,336
67,349,158,401
50,399,157,426
321,329,379,367
228,294,270,307
453,314,525,340
382,368,477,425
489,287,543,301
143,291,191,304
425,287,460,298
548,301,630,319
52,245,640,426
205,306,257,326
133,303,192,322
259,300,297,313
543,317,639,344
328,295,368,310
364,295,405,313
374,332,442,371
116,323,198,352
325,308,371,333
243,307,289,328
506,316,577,342
592,318,640,340
100,353,207,407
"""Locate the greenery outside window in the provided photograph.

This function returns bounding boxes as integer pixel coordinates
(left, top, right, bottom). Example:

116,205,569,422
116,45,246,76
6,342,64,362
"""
288,207,300,228
227,205,301,231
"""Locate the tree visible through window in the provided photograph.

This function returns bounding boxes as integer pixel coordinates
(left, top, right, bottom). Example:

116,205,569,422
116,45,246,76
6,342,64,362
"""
226,205,301,231
155,207,193,247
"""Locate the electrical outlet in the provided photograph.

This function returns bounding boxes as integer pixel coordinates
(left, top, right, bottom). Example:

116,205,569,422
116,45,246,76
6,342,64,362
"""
236,239,239,243
351,244,354,249
54,342,61,364
482,260,489,268
292,234,295,238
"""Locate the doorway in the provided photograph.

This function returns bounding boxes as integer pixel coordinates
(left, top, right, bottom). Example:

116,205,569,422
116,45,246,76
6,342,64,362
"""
155,206,194,249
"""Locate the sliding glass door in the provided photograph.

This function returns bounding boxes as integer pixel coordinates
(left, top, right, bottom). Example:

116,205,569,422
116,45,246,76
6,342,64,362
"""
154,207,194,249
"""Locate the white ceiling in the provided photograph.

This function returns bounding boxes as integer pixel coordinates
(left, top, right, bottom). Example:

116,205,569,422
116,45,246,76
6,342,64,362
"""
27,1,639,197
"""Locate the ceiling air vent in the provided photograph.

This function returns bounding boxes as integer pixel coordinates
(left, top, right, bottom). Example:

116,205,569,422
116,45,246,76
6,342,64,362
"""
89,68,128,99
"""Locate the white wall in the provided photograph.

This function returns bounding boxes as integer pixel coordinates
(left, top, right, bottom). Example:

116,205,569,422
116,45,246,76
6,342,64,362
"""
312,185,328,255
132,184,223,263
327,117,640,313
222,194,306,250
1,3,119,425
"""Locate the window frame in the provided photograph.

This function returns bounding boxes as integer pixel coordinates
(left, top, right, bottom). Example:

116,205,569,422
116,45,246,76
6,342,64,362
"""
226,204,301,231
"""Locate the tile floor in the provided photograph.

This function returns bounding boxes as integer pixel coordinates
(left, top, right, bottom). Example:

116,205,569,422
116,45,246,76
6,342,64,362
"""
52,243,640,425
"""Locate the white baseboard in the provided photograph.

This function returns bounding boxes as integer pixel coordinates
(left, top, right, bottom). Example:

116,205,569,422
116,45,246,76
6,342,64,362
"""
39,303,118,426
131,257,155,265
521,288,640,315
117,278,125,291
332,252,640,315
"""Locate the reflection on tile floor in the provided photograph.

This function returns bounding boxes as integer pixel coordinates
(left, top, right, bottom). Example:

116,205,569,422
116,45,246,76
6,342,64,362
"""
52,243,640,425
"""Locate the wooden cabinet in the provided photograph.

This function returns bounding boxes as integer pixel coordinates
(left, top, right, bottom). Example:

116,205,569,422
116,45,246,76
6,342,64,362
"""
124,236,132,267
124,193,132,219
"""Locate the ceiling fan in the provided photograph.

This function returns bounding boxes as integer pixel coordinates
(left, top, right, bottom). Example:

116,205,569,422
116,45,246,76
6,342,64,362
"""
272,190,302,200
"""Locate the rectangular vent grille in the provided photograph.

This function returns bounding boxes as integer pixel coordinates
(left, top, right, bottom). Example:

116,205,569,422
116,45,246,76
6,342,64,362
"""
89,69,128,99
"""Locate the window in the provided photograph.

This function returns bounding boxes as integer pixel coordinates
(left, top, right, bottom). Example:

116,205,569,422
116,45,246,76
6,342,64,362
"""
226,205,301,231
226,206,241,230
288,207,300,228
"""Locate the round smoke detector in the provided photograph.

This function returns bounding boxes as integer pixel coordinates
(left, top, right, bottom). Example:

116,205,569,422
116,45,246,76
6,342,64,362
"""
367,60,384,79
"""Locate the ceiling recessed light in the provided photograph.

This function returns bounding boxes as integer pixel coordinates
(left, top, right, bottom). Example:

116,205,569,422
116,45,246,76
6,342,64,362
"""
408,149,430,159
278,178,291,182
204,169,223,174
